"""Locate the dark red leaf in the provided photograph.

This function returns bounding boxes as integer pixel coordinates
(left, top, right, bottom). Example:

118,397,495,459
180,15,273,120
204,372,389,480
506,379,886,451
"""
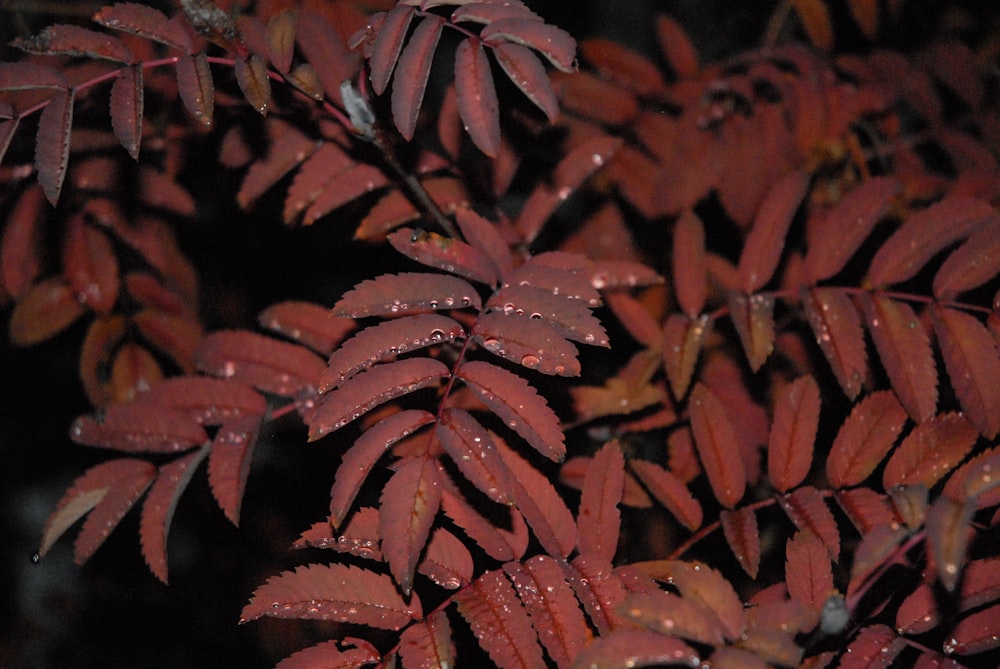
728,291,775,372
369,5,414,95
379,456,441,594
862,294,938,423
869,197,996,287
70,401,208,453
827,391,908,489
454,36,500,157
570,630,700,669
0,61,68,91
629,459,702,531
239,563,421,628
489,284,607,347
897,584,940,635
450,2,543,25
309,358,448,440
481,19,577,72
509,252,603,304
294,11,358,105
785,530,833,611
14,24,133,62
109,65,143,160
355,176,468,241
848,524,908,600
768,375,820,493
622,589,726,645
805,177,901,283
494,42,559,122
266,10,296,74
388,228,498,286
960,558,1000,612
946,604,1000,655
577,440,624,562
739,171,809,293
282,143,354,223
8,278,86,346
839,625,904,669
472,311,580,376
334,272,480,318
175,52,214,126
883,412,978,490
802,286,868,400
662,313,712,399
721,506,761,579
93,3,190,51
688,383,746,508
927,495,975,593
934,217,1000,299
238,121,317,208
458,360,565,461
62,215,119,314
258,301,354,356
208,414,260,526
391,16,444,141
437,407,513,505
454,569,545,669
399,609,454,669
132,308,203,373
0,185,45,300
274,639,380,669
143,376,266,424
140,445,210,583
195,330,325,397
440,486,526,561
303,163,390,226
779,486,840,560
932,306,1000,438
673,209,707,317
34,90,74,205
580,37,664,95
565,555,629,634
455,207,514,279
418,527,472,589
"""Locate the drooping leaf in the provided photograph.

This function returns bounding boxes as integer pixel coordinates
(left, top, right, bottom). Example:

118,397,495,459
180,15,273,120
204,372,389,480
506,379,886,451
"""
34,89,74,204
109,344,163,404
140,445,210,583
801,286,868,400
861,294,938,423
785,530,833,611
480,19,577,73
369,5,415,95
838,625,905,669
570,629,700,669
355,176,468,241
933,218,1000,299
580,37,665,96
175,52,214,126
889,483,928,529
258,301,355,357
946,604,1000,655
70,401,208,453
847,0,880,38
93,3,190,50
240,563,421,629
882,412,978,490
604,292,662,349
931,305,1000,438
728,291,776,372
577,440,624,563
79,316,127,406
437,407,513,504
458,360,565,461
195,330,325,397
488,284,608,346
398,609,454,669
266,10,296,74
637,560,745,641
391,16,444,141
454,207,514,279
208,414,260,526
768,375,820,493
673,209,707,317
321,314,462,391
309,358,448,440
662,313,712,399
472,311,580,376
629,459,702,531
927,495,975,593
334,272,481,318
455,569,545,669
379,455,441,594
779,486,840,560
493,42,559,122
945,447,1000,508
826,390,908,489
294,10,358,104
109,65,143,160
282,142,354,223
440,486,526,562
14,24,133,62
388,228,498,286
721,506,761,579
688,383,746,508
131,308,203,373
453,36,500,157
738,171,809,293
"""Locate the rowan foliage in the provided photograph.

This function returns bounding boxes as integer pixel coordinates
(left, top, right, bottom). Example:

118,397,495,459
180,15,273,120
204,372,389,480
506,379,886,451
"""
3,0,1000,667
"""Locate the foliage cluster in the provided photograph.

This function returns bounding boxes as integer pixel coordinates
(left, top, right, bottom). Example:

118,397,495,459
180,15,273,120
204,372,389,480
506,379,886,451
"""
3,0,1000,667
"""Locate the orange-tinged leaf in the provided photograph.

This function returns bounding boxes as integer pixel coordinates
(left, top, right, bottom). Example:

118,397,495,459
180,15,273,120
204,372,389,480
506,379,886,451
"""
132,308,203,373
455,569,545,669
109,65,143,160
728,291,775,372
334,272,481,317
578,440,624,562
175,52,214,126
827,391,908,488
208,414,260,526
369,5,414,95
109,343,162,404
862,294,938,423
768,375,820,493
640,560,744,641
309,358,448,440
780,486,840,560
802,286,867,400
35,89,74,204
655,14,699,77
889,483,928,529
605,292,662,349
494,42,559,122
504,556,588,669
62,215,119,314
927,495,975,593
454,36,499,157
882,412,978,490
389,228,498,286
240,563,421,628
662,313,712,399
945,448,1000,507
721,506,761,579
266,9,296,73
931,306,1000,438
196,330,325,397
933,218,1000,299
946,604,1000,655
481,18,577,73
79,316,127,406
379,455,441,594
739,171,809,293
399,609,454,669
570,629,700,669
847,0,880,38
437,407,513,505
629,459,702,531
791,0,834,50
391,16,444,141
673,209,707,317
499,440,577,558
689,383,746,508
140,445,210,583
9,277,86,346
785,530,833,611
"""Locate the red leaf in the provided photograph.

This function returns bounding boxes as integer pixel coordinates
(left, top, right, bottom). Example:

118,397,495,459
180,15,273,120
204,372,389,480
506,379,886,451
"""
896,583,940,635
622,590,726,645
946,604,1000,655
70,401,208,453
629,459,703,531
388,228,498,286
62,215,119,314
826,391,908,488
1,185,45,299
805,177,901,283
510,252,603,304
489,284,607,346
571,630,700,669
132,308,202,373
355,177,468,241
321,314,462,391
369,5,415,95
503,556,588,669
945,447,1000,507
932,306,1000,438
655,14,700,77
450,2,543,24
728,291,775,372
266,10,296,74
334,272,481,317
473,311,580,376
454,570,545,669
143,376,266,424
175,52,214,126
455,208,514,279
739,171,810,293
399,609,454,669
35,90,74,205
689,383,746,508
605,292,662,348
839,625,904,669
258,300,354,356
566,555,629,633
453,36,500,157
140,445,210,583
79,316,127,406
662,313,712,399
195,330,325,397
8,277,85,346
240,563,421,628
869,197,996,287
577,440,624,562
309,358,448,440
649,560,745,640
14,24,133,62
274,639,380,669
481,19,577,73
418,527,473,589
440,486,527,561
588,260,663,291
109,343,163,404
238,121,317,208
785,530,833,611
779,486,840,560
721,506,761,579
391,16,444,141
294,11,358,105
927,495,975,592
802,287,868,400
883,412,978,490
458,360,565,461
673,209,707,317
38,458,155,558
768,375,820,493
282,142,354,223
109,65,143,160
0,60,67,91
303,163,390,226
93,3,190,51
498,439,577,558
580,38,665,96
934,217,1000,299
494,42,559,122
437,407,513,504
208,414,260,526
862,294,938,423
380,456,442,594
